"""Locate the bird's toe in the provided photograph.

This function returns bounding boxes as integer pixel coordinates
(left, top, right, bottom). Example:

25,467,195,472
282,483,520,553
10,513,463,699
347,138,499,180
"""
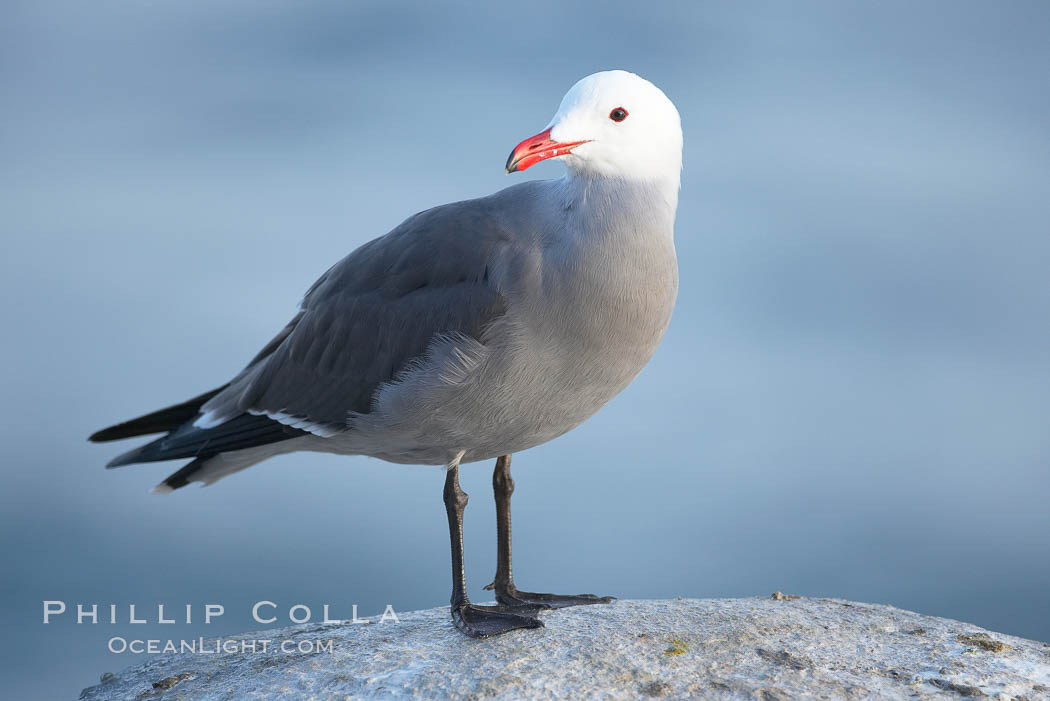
451,602,544,638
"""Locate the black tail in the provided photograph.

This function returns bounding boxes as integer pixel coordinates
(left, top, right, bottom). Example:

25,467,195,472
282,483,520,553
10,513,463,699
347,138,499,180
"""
155,458,208,492
92,384,306,471
88,386,228,442
103,412,305,468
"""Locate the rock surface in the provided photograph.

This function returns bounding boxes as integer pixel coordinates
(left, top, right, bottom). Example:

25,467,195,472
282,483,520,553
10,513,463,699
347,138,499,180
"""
81,597,1050,700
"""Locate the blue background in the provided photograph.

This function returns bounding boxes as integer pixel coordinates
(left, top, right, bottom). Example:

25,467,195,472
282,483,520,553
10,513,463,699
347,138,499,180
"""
3,2,1048,698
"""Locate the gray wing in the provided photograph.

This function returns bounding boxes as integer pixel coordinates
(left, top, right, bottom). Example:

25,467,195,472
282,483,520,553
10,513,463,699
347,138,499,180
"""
196,199,510,437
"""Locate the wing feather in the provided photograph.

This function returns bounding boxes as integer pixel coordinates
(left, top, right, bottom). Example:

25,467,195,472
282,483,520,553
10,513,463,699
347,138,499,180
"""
197,199,511,436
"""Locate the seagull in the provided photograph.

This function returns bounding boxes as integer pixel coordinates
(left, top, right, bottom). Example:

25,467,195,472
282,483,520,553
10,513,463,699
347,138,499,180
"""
91,70,683,638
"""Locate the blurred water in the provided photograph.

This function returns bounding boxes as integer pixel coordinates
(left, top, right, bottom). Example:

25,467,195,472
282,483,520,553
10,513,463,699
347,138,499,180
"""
2,1,1049,698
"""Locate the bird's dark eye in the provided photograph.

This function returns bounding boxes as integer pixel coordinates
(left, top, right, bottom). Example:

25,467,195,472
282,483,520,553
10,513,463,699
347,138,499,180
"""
609,107,628,122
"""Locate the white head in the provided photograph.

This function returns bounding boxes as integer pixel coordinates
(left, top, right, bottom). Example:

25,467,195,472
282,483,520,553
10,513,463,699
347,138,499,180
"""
506,70,682,184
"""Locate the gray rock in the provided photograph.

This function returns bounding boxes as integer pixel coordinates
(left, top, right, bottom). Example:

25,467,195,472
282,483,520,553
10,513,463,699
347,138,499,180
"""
80,597,1050,700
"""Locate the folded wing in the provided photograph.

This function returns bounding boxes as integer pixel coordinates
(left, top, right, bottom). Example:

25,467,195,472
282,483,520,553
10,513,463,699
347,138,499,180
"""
97,199,511,467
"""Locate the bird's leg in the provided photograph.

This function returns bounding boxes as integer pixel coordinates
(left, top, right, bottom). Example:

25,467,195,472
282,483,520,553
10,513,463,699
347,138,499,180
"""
444,460,542,638
484,454,616,609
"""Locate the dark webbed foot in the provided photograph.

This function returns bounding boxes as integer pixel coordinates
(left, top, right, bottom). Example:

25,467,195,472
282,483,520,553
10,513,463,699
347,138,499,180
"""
486,456,616,615
452,601,543,638
487,582,616,610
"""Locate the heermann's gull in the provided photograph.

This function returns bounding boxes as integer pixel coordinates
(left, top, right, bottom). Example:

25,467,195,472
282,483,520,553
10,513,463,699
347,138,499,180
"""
91,70,683,637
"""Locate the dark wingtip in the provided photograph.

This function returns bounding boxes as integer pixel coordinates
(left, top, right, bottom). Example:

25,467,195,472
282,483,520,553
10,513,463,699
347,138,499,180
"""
89,426,121,443
103,437,165,468
90,419,173,443
88,386,229,443
105,453,137,469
